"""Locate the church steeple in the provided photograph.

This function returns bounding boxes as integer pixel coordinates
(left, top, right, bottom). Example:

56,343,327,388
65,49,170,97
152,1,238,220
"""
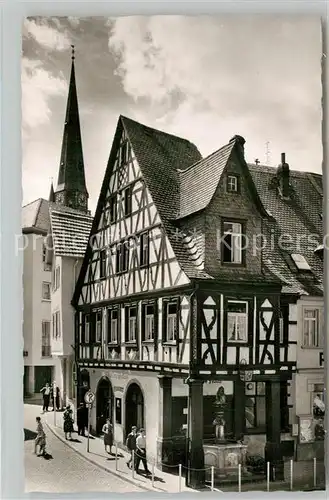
54,45,89,212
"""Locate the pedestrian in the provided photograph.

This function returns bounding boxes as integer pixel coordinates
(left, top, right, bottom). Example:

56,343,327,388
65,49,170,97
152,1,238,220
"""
51,386,60,411
34,416,46,456
102,418,114,454
40,382,51,413
55,387,60,410
135,428,151,475
125,425,137,469
77,403,86,436
63,405,74,440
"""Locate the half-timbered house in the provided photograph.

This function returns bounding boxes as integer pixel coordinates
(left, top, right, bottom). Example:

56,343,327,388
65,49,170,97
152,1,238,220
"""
71,114,325,487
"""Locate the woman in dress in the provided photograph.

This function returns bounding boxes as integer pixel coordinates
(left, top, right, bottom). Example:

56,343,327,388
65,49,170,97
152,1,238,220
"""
34,416,46,456
63,405,74,440
102,418,114,454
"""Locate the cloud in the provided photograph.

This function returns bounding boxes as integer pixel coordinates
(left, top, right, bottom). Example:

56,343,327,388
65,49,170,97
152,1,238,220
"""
23,17,71,51
108,15,322,169
21,57,68,134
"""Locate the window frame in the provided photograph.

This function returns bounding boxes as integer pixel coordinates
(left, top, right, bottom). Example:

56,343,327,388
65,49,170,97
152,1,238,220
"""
42,244,52,271
95,310,102,343
125,305,137,343
123,185,133,218
226,175,239,193
42,281,51,301
226,300,248,344
110,195,117,224
302,307,323,348
142,303,155,342
52,311,61,340
115,240,130,274
108,308,119,344
221,220,245,266
120,141,128,167
85,314,90,344
140,231,149,268
245,381,266,431
41,320,51,357
99,249,107,279
163,299,179,344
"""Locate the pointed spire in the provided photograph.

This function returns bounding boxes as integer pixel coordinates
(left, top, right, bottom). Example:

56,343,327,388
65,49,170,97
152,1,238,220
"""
49,178,55,202
55,45,88,212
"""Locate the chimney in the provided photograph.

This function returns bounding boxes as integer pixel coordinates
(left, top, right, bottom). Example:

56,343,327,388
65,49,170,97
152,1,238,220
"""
276,152,290,198
229,135,246,156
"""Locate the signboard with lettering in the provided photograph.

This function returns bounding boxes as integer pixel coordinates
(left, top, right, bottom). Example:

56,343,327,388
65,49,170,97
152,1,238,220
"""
319,352,324,367
299,415,314,443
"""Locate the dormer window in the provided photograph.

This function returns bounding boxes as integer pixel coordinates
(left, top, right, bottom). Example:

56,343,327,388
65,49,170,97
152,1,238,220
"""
221,221,244,265
291,253,311,271
227,175,238,193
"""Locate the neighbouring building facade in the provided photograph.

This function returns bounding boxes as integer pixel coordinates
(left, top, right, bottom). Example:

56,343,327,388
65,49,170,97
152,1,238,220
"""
71,115,323,488
249,162,324,465
22,198,53,397
22,47,93,410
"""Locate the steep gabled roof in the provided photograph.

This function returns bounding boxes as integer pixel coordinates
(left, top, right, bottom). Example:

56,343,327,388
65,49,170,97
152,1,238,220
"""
22,198,50,234
49,203,93,258
177,142,234,219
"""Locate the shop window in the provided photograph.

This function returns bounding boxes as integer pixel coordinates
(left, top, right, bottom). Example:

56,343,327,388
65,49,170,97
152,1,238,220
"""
313,383,325,440
245,381,266,430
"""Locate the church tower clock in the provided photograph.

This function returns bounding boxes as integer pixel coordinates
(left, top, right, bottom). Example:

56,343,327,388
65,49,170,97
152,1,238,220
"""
54,45,89,213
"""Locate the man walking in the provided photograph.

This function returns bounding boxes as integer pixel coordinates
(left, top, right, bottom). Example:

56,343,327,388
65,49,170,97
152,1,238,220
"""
40,383,51,413
77,403,86,436
51,386,61,411
135,428,151,475
125,426,137,469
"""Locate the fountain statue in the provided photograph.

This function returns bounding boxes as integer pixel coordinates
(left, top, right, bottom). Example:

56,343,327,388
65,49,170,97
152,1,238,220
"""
213,385,226,441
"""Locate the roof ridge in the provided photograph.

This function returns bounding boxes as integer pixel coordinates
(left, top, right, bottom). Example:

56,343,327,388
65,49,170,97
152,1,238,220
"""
120,115,198,148
22,197,44,209
248,163,322,178
178,140,233,175
33,198,43,227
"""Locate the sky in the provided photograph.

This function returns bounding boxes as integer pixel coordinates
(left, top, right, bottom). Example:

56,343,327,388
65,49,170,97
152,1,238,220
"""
22,15,322,214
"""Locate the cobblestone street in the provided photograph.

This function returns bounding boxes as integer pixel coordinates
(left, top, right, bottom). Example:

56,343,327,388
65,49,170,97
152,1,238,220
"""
24,404,143,493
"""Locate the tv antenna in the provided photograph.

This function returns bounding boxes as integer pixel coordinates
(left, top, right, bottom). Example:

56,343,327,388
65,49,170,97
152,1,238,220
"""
265,141,271,166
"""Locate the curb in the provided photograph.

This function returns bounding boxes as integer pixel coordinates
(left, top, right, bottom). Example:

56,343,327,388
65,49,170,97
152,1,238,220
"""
45,422,157,493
